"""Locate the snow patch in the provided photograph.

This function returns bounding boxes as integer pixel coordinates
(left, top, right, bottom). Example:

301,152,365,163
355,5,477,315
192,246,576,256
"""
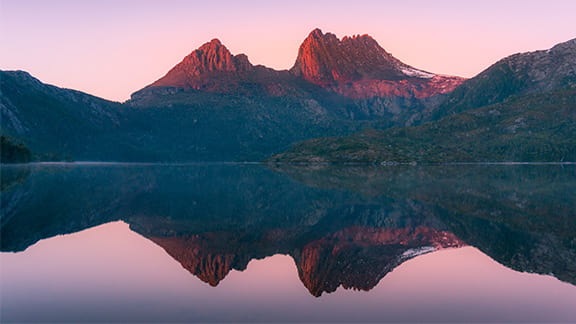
401,246,437,258
401,67,435,79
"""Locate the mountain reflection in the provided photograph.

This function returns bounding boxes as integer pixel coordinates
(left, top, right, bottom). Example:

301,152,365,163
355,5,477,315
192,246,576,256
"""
146,225,463,296
1,163,575,296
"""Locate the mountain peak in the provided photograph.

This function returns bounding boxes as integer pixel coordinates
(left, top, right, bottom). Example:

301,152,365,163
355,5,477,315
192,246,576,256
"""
308,28,324,37
208,38,222,45
291,29,429,85
195,38,229,53
150,39,253,89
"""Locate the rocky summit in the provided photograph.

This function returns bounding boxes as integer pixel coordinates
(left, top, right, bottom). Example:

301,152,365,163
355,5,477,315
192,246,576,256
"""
291,28,411,83
151,39,254,88
289,28,465,99
144,38,303,97
139,28,465,100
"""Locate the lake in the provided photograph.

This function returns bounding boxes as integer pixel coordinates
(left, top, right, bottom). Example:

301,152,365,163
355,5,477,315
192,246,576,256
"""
1,163,575,323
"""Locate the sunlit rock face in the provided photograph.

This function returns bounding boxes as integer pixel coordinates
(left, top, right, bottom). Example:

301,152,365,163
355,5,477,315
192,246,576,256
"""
153,39,254,83
290,28,465,99
146,39,303,97
141,28,465,100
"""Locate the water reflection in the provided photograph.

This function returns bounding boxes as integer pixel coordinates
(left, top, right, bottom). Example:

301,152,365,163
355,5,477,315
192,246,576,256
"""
4,221,575,323
1,164,575,297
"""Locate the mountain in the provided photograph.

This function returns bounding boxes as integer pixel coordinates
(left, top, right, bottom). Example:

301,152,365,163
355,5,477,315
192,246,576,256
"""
130,29,465,123
3,29,467,162
291,28,464,100
153,39,254,87
0,70,133,161
2,33,572,163
270,38,576,163
1,69,356,161
431,38,576,119
138,38,309,98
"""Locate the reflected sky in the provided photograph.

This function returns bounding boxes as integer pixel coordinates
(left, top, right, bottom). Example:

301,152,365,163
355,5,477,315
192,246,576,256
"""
2,221,575,323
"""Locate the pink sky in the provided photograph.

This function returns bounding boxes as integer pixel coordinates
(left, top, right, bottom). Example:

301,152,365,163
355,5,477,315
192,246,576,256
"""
2,0,575,102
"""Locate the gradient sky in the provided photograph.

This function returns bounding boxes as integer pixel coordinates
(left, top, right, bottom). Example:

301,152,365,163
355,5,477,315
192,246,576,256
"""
2,0,575,101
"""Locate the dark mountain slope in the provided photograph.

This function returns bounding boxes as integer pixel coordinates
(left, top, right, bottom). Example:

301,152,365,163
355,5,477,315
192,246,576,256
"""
0,71,131,160
122,92,372,161
270,89,576,162
431,38,576,120
1,69,374,162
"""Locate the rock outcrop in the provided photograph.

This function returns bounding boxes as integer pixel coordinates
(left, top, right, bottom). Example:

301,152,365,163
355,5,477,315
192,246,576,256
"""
150,39,254,89
145,38,304,97
290,29,465,99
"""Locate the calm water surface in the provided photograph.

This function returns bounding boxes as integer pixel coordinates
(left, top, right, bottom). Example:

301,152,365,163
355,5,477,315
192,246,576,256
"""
1,163,575,323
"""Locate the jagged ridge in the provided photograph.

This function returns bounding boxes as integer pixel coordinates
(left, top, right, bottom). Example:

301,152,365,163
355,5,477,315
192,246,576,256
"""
139,28,465,100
